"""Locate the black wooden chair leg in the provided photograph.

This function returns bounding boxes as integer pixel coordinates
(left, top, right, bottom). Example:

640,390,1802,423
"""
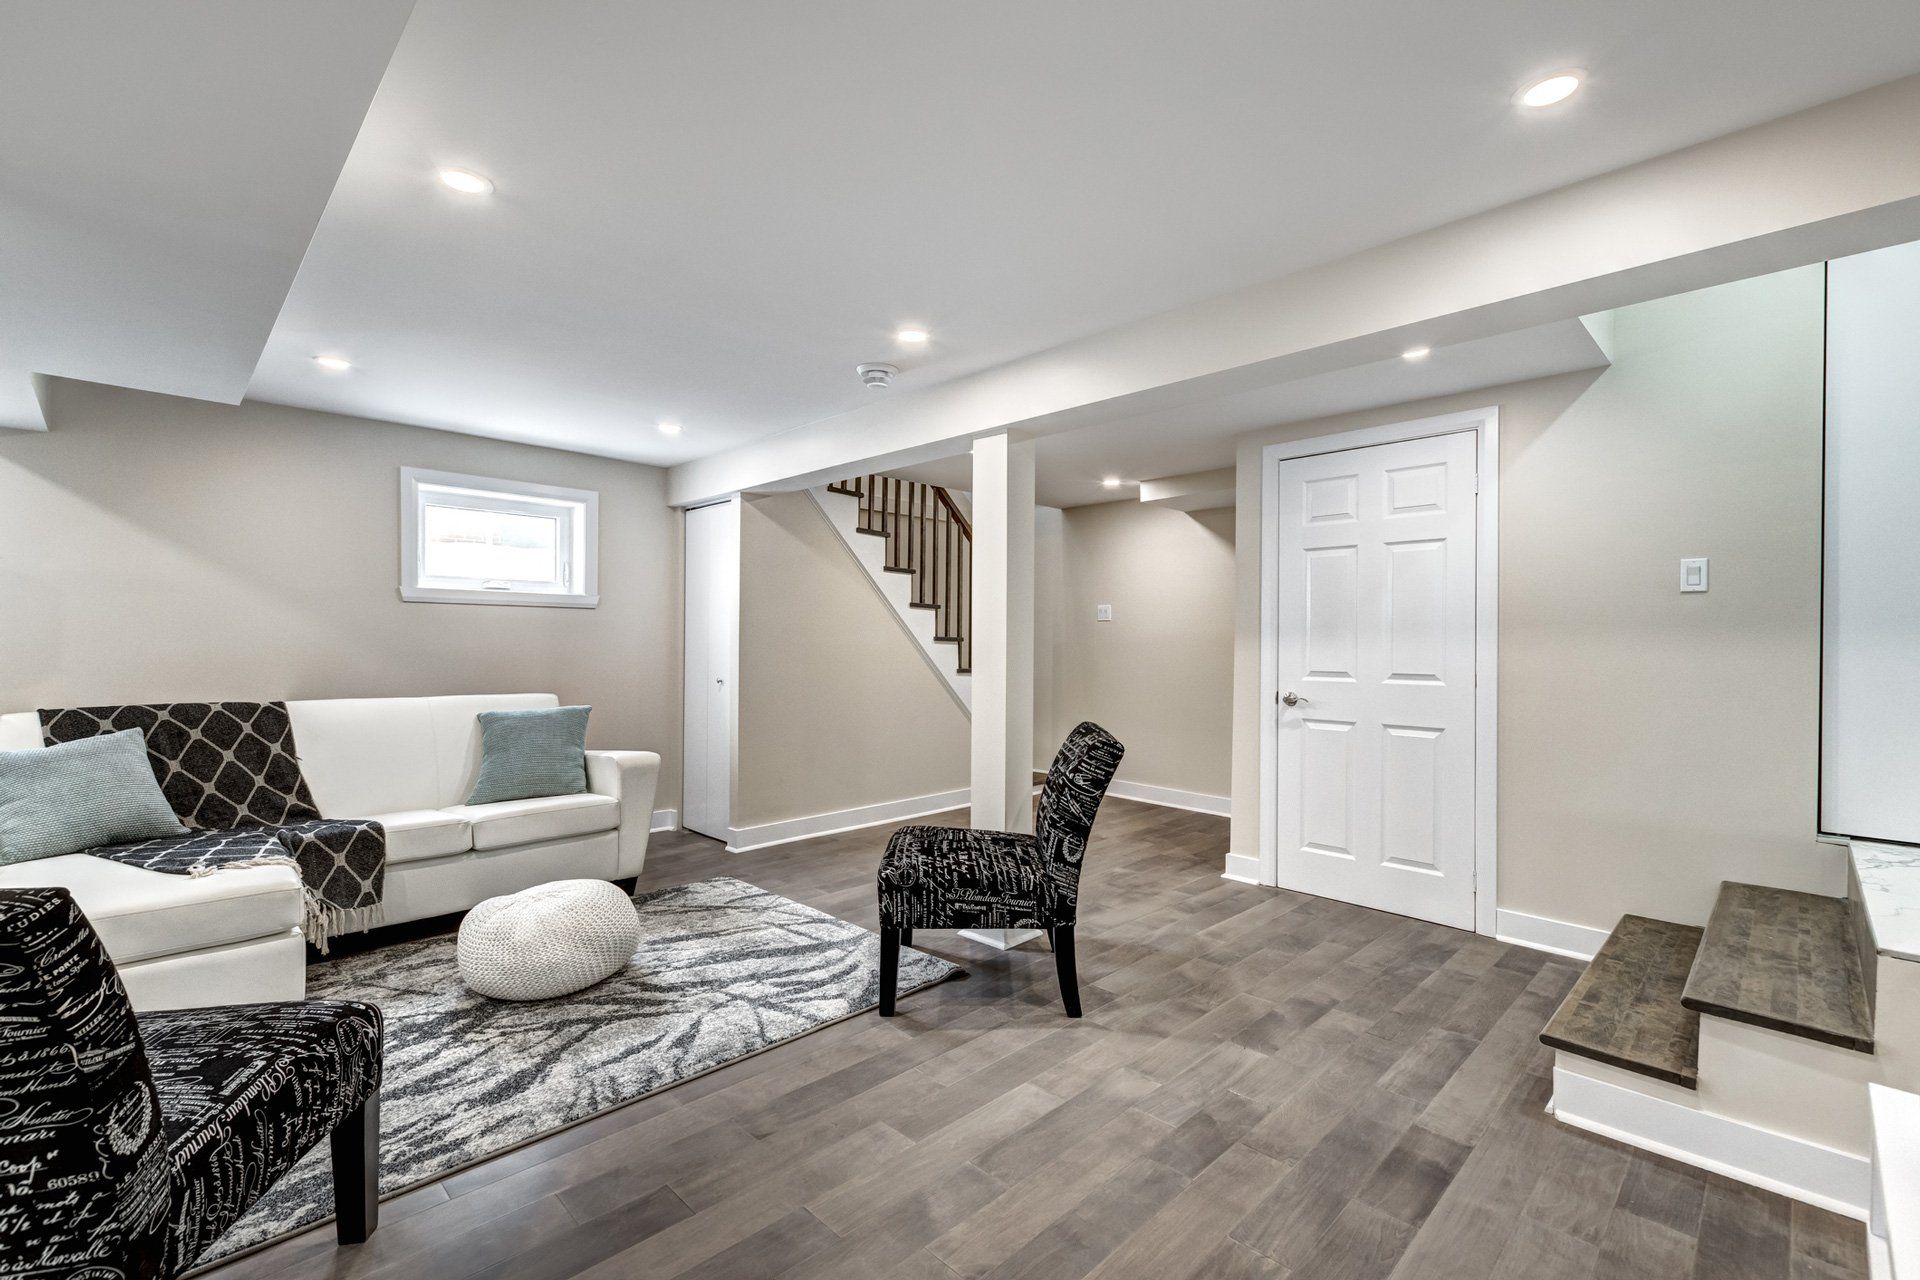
879,925,900,1016
900,926,913,948
330,1090,380,1244
1054,924,1081,1017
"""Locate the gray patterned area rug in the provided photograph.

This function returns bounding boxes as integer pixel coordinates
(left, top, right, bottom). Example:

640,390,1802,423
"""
199,876,963,1265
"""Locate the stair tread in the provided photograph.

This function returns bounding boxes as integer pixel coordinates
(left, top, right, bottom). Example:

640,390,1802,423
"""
1681,881,1874,1053
1540,914,1703,1089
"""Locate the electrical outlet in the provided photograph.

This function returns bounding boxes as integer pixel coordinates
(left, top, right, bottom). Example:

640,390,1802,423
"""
1095,603,1113,622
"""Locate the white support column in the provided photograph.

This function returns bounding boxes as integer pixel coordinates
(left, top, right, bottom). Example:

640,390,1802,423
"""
963,433,1041,951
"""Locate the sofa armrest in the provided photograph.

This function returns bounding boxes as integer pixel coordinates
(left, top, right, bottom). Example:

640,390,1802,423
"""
585,750,661,879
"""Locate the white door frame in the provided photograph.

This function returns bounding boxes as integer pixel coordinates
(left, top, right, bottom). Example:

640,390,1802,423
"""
1258,406,1500,936
682,494,741,842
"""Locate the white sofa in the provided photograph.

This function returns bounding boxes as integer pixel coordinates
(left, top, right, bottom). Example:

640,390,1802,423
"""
0,693,660,1011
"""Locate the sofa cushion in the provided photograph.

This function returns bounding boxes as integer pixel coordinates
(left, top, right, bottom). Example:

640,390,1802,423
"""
0,853,302,964
373,808,473,864
443,793,620,851
285,697,441,819
0,711,40,751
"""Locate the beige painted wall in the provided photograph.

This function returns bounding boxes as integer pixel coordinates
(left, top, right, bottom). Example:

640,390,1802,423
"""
1230,266,1837,933
0,379,682,804
733,491,969,829
1040,500,1235,798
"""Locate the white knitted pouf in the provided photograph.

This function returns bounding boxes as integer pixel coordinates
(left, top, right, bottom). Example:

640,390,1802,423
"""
457,879,640,1001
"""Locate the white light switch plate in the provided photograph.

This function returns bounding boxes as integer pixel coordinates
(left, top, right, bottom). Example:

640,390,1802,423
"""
1680,558,1709,593
1095,603,1113,621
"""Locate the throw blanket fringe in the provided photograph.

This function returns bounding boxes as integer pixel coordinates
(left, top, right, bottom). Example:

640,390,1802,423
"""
182,853,387,951
85,819,386,954
307,901,387,953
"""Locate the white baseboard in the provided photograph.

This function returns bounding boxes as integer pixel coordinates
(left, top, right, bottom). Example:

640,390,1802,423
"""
957,927,1045,950
1106,779,1231,817
1496,908,1609,961
725,788,970,853
1550,1064,1870,1219
1222,851,1264,885
650,809,678,833
722,778,1228,856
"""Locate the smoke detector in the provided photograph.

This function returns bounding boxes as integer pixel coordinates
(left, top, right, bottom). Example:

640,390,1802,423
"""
857,363,898,390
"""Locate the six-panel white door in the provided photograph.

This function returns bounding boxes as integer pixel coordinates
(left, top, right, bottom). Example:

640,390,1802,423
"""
1272,431,1478,929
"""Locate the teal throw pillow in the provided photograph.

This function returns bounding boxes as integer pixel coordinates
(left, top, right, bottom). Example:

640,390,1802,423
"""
466,705,592,805
0,728,188,866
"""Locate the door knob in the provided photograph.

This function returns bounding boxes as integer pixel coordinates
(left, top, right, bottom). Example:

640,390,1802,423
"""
1281,691,1306,707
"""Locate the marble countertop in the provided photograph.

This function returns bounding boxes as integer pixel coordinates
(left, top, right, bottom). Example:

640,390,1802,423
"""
1853,842,1920,963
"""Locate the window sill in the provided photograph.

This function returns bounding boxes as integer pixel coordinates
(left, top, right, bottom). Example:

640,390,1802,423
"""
399,586,599,609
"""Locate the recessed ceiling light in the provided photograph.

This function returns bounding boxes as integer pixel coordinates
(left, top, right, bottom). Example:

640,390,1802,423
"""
658,421,682,436
895,326,930,344
1102,476,1123,489
1401,346,1432,362
1517,72,1582,108
312,354,352,371
438,168,494,195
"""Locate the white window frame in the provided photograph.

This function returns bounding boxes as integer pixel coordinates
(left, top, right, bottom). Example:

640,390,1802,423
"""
400,467,599,608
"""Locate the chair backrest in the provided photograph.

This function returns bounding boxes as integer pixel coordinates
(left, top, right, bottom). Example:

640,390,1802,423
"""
1034,722,1125,899
0,888,170,1275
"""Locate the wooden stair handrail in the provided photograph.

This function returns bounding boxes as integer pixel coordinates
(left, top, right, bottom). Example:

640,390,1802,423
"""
932,486,971,540
827,473,972,676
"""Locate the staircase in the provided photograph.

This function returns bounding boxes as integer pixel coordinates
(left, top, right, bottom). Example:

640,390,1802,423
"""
1540,878,1885,1216
823,474,972,675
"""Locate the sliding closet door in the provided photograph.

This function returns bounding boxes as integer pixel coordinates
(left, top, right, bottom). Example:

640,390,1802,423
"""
1823,240,1920,842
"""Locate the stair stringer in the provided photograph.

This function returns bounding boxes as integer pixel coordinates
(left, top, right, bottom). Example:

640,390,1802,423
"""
808,486,970,715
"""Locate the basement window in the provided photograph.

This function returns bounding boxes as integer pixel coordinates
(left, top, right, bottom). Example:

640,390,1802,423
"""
400,468,599,608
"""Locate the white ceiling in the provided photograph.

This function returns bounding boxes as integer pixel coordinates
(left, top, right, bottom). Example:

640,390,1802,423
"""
245,1,1920,466
0,2,411,421
889,316,1611,507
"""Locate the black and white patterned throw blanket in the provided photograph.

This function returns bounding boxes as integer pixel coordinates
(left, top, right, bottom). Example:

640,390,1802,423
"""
38,702,385,949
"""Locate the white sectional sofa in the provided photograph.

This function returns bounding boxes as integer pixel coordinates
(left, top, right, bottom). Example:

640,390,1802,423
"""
0,693,661,1011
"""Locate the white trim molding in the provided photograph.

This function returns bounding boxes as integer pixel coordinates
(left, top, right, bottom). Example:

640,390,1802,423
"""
721,778,1229,855
1257,406,1501,936
1107,779,1230,817
650,809,679,833
1550,1064,1870,1219
958,928,1045,950
1222,852,1264,885
725,788,970,853
1495,909,1610,961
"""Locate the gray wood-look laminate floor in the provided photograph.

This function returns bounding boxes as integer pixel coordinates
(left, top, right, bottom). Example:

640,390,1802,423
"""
207,801,1867,1280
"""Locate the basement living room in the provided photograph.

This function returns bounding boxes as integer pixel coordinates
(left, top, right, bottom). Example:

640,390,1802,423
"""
5,6,1920,1280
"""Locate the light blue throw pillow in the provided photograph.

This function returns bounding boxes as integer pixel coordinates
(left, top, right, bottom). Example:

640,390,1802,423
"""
466,706,592,806
0,728,188,866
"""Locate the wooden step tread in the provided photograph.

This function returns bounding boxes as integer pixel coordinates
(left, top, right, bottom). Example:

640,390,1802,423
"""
1540,915,1703,1089
1681,882,1874,1053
